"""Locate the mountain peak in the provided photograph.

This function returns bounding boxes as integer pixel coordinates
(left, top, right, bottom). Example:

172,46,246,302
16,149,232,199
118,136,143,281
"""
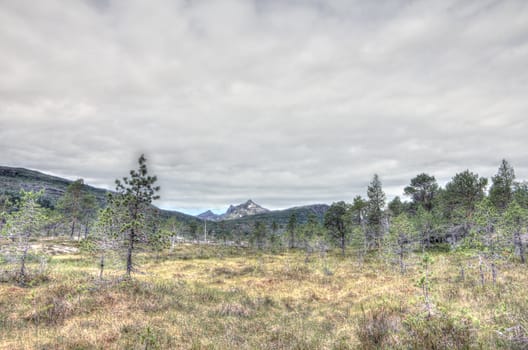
198,200,269,221
222,200,269,220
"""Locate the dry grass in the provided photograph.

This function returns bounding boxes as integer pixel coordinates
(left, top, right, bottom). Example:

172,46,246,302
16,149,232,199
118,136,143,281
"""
0,243,527,349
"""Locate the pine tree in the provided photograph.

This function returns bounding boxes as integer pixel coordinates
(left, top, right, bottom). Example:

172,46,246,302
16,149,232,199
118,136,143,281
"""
489,159,515,211
112,154,160,277
366,174,386,249
324,201,349,257
251,221,266,250
287,213,297,249
404,173,438,212
299,213,324,260
91,204,123,280
500,201,527,264
468,198,501,284
57,179,84,238
386,213,417,274
388,196,405,217
443,170,487,220
2,190,47,285
513,182,528,209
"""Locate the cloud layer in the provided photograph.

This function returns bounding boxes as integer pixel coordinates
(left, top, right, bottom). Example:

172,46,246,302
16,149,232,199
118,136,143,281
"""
1,0,528,214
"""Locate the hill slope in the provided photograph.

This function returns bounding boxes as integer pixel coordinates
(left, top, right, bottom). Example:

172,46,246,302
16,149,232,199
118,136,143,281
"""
0,166,108,207
0,165,200,224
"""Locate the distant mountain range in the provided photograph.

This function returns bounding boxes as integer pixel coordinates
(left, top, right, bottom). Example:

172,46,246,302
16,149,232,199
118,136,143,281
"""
207,203,330,233
0,165,330,229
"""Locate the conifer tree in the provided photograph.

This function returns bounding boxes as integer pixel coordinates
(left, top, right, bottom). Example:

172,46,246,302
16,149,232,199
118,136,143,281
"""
469,198,501,284
2,190,47,284
57,179,84,238
287,213,297,249
251,221,266,250
112,154,160,277
386,213,417,274
366,174,386,249
324,201,349,257
404,173,438,212
500,201,527,264
489,159,515,211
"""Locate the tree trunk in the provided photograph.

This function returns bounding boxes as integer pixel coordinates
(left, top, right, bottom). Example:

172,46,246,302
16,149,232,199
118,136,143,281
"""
491,261,497,284
70,220,76,238
126,228,134,277
99,254,105,280
341,235,345,257
19,242,29,284
478,255,485,287
399,247,405,275
424,266,431,318
170,236,175,253
515,232,525,264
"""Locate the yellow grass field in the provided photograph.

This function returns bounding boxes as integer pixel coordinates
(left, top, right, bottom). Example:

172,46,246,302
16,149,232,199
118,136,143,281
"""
1,241,527,349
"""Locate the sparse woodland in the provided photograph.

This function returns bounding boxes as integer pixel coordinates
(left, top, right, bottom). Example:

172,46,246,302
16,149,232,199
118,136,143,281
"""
1,157,527,349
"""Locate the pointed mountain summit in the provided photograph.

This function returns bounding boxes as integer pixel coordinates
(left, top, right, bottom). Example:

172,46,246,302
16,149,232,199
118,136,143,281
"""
197,210,221,221
222,199,269,220
197,199,270,221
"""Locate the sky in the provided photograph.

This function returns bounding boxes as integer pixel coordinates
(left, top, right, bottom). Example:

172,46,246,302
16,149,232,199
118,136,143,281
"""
1,0,528,215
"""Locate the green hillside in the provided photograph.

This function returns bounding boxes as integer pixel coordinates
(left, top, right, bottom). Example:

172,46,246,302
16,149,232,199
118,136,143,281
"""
0,166,200,224
0,166,108,208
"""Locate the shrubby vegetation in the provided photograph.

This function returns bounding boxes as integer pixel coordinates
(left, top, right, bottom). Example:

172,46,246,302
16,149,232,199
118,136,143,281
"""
1,157,528,348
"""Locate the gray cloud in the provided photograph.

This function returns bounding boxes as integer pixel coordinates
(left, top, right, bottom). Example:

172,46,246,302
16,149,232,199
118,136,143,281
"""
1,0,528,214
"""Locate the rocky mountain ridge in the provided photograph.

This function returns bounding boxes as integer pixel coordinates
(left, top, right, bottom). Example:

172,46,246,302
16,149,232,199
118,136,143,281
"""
197,199,270,221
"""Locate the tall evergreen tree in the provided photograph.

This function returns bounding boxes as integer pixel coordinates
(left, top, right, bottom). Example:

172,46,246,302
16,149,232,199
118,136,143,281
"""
112,154,160,277
299,213,325,258
251,221,266,250
489,159,515,211
350,196,367,226
287,213,297,249
57,179,84,238
388,196,405,217
443,170,487,222
501,201,527,264
404,173,438,211
366,174,386,248
324,201,349,257
513,181,528,209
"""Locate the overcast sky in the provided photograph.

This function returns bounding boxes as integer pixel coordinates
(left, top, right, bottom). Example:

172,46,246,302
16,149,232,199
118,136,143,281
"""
1,0,528,215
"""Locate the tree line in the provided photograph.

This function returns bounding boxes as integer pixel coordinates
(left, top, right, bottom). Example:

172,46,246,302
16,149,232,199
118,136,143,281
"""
1,157,527,285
